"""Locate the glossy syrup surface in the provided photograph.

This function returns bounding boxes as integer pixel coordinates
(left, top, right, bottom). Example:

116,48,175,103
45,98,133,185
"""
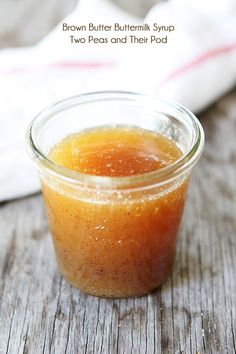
49,126,182,177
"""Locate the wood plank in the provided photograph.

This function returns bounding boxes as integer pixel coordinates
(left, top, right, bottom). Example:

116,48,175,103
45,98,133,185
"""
0,90,236,353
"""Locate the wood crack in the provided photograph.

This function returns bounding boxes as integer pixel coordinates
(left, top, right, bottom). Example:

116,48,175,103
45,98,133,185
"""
198,243,206,353
5,299,16,354
23,324,29,354
49,276,63,353
64,299,71,354
1,230,16,282
93,298,101,354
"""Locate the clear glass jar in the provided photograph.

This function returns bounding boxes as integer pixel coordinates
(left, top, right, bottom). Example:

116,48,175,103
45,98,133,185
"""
26,91,204,298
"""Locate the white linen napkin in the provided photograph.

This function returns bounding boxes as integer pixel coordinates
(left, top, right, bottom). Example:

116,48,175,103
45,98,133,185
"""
0,0,235,202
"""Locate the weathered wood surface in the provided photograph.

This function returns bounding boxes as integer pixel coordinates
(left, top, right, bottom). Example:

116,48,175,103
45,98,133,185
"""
0,90,236,353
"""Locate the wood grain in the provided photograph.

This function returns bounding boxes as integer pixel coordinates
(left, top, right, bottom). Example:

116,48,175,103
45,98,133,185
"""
0,90,236,353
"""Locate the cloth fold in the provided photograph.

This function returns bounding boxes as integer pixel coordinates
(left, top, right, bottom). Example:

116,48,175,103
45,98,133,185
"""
0,0,236,202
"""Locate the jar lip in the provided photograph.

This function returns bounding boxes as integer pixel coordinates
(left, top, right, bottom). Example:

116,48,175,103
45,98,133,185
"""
26,90,204,189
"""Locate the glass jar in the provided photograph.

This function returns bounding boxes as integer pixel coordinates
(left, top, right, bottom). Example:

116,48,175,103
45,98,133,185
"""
26,91,204,298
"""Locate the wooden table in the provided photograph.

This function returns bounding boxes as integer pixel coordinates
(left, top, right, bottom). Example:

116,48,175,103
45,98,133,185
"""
0,90,236,353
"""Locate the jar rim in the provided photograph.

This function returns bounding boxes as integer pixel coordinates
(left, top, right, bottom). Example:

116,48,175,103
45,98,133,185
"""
26,91,204,190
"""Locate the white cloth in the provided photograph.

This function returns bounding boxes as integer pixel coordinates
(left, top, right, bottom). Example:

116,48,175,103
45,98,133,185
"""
0,0,236,202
